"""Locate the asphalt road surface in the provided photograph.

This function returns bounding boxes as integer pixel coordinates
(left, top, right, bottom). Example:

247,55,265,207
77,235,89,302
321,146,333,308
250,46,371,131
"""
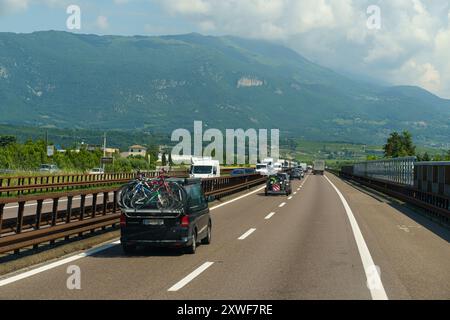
0,173,449,300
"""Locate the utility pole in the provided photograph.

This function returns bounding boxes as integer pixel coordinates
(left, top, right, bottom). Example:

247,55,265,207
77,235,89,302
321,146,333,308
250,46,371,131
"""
102,132,107,171
45,130,49,162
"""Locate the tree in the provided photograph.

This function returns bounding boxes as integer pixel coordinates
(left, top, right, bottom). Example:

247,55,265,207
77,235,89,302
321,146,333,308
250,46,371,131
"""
162,153,167,166
168,152,173,167
446,150,450,161
417,152,431,162
383,131,416,158
0,135,17,147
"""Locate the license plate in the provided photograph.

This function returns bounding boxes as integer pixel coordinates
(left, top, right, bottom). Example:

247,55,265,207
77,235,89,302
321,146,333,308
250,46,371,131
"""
143,219,164,226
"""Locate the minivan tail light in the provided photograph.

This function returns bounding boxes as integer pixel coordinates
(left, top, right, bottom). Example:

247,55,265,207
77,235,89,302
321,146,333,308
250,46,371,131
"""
181,215,189,227
120,213,126,227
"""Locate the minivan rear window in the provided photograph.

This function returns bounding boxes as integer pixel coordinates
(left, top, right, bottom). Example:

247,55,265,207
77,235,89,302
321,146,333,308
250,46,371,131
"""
192,166,213,174
185,184,206,209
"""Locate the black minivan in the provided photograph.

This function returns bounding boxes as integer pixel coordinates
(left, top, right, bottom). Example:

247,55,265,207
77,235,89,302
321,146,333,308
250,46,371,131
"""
120,178,212,254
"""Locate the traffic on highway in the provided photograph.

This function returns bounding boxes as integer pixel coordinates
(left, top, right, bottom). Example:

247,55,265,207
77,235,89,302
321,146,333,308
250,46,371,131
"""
1,0,449,315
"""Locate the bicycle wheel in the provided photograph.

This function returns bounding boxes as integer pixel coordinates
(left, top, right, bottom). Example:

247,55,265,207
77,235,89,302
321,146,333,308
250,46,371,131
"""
167,181,187,209
131,187,155,210
156,190,174,210
119,183,136,209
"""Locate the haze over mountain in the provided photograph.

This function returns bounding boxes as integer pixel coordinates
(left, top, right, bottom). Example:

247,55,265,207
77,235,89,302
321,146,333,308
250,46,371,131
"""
0,31,449,145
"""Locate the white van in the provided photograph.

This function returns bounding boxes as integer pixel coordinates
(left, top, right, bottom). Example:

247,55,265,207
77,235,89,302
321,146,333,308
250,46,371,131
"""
189,157,221,179
256,158,276,176
273,162,283,172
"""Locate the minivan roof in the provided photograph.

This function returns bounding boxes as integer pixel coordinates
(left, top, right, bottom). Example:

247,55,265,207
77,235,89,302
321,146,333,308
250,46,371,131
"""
166,177,202,185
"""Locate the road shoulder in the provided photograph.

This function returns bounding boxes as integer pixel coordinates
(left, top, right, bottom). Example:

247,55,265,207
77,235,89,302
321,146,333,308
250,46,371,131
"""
326,172,450,299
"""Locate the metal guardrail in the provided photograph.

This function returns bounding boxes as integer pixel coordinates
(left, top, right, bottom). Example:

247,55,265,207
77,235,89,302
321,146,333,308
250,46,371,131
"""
0,170,189,197
353,157,416,186
333,170,450,225
0,173,268,255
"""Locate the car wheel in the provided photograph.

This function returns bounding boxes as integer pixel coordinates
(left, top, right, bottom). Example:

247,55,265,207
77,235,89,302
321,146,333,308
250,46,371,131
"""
186,230,197,254
122,243,137,255
201,221,212,245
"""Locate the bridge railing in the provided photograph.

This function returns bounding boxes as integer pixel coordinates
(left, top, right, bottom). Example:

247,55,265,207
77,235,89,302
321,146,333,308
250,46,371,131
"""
414,161,450,198
0,170,188,197
353,157,416,186
332,159,450,226
0,173,267,255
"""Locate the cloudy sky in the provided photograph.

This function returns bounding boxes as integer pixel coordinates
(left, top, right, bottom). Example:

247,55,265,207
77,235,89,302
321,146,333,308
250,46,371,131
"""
1,0,450,98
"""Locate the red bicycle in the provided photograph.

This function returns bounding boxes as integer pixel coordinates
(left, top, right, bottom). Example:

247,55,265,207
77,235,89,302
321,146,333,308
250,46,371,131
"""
121,170,186,210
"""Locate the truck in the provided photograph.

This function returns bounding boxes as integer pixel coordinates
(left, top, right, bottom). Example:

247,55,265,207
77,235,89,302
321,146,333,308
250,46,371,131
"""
256,158,276,176
300,163,308,172
189,157,221,179
313,160,325,175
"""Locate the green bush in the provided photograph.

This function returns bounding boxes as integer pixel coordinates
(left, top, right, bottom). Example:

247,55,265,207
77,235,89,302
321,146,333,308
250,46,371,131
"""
0,139,157,173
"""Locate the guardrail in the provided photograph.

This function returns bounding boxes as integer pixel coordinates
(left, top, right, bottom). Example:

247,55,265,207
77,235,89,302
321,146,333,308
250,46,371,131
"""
0,173,268,255
332,170,450,225
202,174,267,198
0,170,188,197
353,157,416,186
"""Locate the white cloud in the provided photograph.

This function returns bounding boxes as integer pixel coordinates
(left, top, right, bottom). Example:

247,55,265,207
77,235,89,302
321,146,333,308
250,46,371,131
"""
96,15,109,30
0,0,29,15
393,59,441,92
154,0,450,98
0,0,70,15
161,0,211,15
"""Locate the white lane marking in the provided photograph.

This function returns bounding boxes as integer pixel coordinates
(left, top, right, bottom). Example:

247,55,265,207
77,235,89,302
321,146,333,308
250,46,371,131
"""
264,212,276,220
279,202,286,208
324,176,388,300
288,196,293,200
210,186,266,211
0,241,120,287
238,228,256,240
168,262,214,292
293,192,297,195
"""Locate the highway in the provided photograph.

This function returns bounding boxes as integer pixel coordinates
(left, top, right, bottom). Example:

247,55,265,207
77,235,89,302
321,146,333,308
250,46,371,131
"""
0,173,449,300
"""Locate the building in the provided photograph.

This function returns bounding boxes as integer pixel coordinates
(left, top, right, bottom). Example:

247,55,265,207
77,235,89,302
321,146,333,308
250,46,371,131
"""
103,147,120,157
120,145,147,158
81,143,119,157
158,153,193,164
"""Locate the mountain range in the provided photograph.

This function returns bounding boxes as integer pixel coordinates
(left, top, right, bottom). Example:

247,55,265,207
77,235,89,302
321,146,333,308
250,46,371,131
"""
0,31,449,145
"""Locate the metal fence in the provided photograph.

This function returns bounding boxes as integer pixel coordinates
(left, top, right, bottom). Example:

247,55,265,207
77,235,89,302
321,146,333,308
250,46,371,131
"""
0,173,268,254
353,157,416,186
414,161,450,197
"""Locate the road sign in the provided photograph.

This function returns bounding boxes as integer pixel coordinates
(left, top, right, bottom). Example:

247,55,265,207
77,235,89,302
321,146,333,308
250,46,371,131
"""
101,157,113,164
47,145,54,157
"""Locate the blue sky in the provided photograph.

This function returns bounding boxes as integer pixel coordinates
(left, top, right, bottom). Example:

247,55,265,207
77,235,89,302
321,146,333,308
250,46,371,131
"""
1,0,450,98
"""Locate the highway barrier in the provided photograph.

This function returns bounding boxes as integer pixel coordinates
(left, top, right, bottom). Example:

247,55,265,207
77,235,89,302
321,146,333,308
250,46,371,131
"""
0,168,244,197
0,170,188,197
330,168,450,226
0,173,267,255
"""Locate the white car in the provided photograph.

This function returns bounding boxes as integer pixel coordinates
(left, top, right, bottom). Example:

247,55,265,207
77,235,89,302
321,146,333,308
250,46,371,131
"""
89,168,105,175
39,164,60,173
